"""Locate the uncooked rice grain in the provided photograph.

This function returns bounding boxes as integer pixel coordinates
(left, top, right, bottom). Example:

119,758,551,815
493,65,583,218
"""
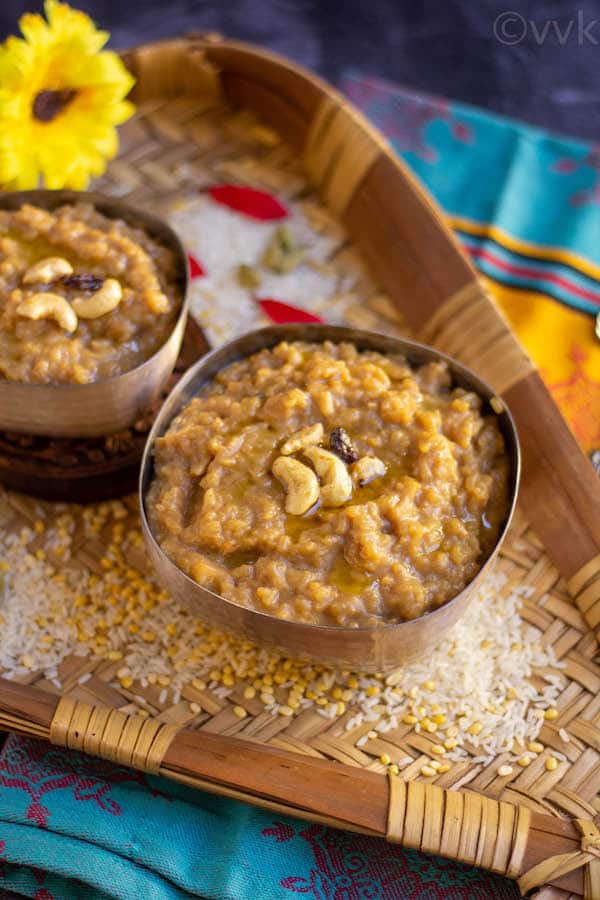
0,496,565,767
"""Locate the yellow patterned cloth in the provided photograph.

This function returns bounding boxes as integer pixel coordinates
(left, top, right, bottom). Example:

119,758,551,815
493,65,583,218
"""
489,277,599,451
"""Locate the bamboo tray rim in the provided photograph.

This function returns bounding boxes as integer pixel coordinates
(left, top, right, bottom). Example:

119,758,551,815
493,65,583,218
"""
0,33,599,900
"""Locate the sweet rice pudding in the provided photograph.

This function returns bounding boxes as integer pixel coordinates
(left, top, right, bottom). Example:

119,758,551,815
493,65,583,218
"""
148,340,510,627
0,202,180,384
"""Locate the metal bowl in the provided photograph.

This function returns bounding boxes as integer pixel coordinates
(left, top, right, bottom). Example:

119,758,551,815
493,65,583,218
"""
0,190,189,438
140,324,520,672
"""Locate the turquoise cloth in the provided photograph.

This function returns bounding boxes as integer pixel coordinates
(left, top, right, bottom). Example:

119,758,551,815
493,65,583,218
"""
0,735,518,899
341,71,600,316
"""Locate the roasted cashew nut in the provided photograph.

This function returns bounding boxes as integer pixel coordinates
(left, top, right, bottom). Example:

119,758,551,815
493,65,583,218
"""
72,278,122,319
280,422,324,456
16,292,78,333
303,446,353,507
22,256,73,284
351,455,387,487
144,289,169,314
272,455,320,515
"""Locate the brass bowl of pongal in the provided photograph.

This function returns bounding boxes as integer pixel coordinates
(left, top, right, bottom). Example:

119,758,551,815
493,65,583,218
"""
0,190,188,437
140,325,520,672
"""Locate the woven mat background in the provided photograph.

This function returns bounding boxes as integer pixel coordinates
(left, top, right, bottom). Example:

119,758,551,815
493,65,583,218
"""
1,95,600,830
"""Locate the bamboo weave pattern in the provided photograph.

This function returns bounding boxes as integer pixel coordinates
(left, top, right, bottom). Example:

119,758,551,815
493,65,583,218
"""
569,556,600,639
304,95,390,217
518,816,600,899
387,773,531,878
49,696,177,774
417,282,535,395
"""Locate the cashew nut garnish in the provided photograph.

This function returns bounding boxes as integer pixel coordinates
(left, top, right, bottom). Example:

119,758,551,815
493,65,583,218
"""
71,278,122,319
16,293,78,333
351,455,387,487
272,456,320,515
22,257,73,284
303,446,353,507
280,422,324,456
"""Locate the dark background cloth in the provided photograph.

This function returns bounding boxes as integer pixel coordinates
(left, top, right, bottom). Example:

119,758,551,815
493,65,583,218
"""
1,0,599,140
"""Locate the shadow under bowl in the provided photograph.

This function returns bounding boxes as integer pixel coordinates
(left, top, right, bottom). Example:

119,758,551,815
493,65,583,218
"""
139,324,520,673
0,189,189,438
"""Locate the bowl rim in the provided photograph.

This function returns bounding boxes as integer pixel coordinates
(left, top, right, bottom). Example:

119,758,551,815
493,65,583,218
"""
139,323,521,638
0,188,189,391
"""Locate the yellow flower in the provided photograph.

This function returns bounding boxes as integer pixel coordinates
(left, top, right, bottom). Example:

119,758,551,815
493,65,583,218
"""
0,0,135,189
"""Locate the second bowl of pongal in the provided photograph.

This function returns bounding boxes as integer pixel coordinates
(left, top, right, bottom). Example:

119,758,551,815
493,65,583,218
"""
0,190,188,437
141,325,519,670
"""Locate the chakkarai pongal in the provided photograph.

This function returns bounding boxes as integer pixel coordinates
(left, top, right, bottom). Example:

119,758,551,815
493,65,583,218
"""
0,202,180,385
147,340,510,627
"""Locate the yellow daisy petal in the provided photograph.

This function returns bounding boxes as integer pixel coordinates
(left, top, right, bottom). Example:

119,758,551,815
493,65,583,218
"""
45,1,108,54
0,37,36,84
0,1,134,189
18,12,52,50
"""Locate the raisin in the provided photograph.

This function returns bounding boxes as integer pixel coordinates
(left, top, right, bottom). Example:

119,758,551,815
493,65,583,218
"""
329,427,359,464
61,273,104,292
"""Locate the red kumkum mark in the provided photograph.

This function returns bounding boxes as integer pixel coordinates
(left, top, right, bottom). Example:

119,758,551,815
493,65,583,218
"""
188,253,205,279
208,184,289,221
258,298,324,324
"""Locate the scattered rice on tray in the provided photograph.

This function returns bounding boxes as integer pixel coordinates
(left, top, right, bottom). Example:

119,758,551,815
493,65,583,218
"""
169,193,389,345
0,496,566,772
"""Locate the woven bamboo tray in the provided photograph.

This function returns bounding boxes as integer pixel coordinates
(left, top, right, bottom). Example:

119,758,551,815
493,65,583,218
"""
1,36,600,899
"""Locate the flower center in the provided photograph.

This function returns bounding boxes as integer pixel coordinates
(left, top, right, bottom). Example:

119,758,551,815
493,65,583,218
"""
32,89,77,123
